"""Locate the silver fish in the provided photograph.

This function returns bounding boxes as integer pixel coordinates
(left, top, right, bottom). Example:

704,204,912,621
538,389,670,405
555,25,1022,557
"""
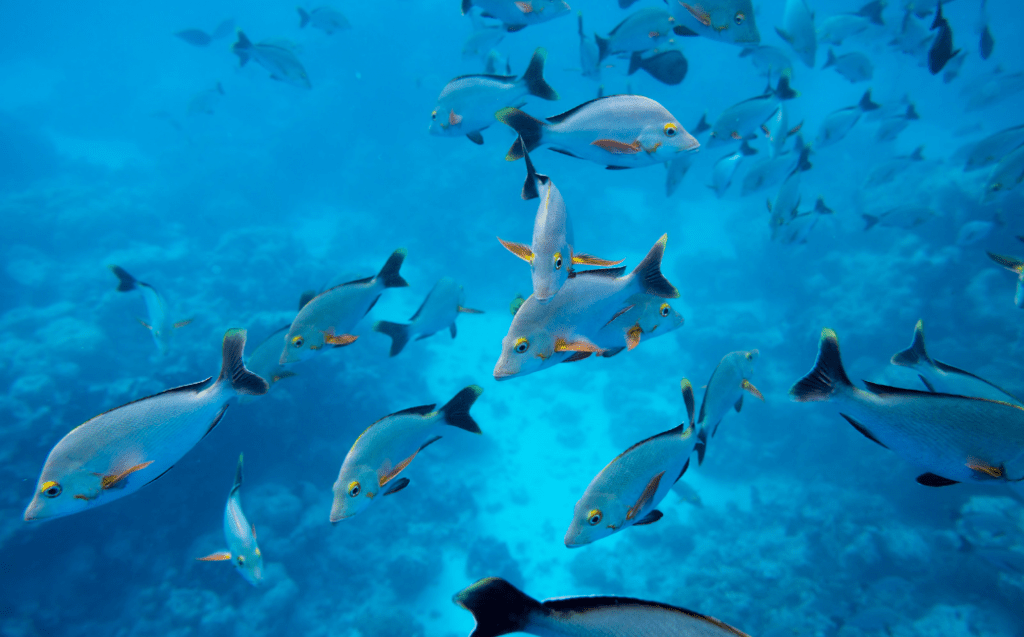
817,14,872,45
874,103,919,142
108,265,192,355
372,277,483,357
862,204,936,230
955,216,999,246
566,379,697,547
982,143,1024,202
461,0,571,32
816,89,880,147
768,168,803,237
454,577,752,637
987,237,1024,308
824,48,874,83
891,10,934,60
693,350,762,464
24,329,268,521
738,45,794,78
330,386,483,522
595,7,675,62
497,95,699,169
297,6,351,34
463,26,505,62
670,0,760,45
708,77,797,147
710,140,757,197
593,295,685,355
281,249,408,364
891,320,1022,405
777,0,817,68
741,136,810,195
776,197,834,245
963,70,1024,112
232,31,311,89
962,125,1024,172
791,328,1024,486
577,13,601,82
865,146,924,186
196,454,263,586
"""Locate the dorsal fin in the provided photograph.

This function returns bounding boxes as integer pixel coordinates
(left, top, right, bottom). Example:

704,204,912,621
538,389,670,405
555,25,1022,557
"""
389,404,436,417
546,96,621,124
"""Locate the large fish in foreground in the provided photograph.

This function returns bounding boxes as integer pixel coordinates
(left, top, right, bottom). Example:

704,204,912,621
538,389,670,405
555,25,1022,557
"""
24,329,268,521
109,265,192,355
565,380,697,547
496,96,699,169
790,328,1024,487
453,577,752,637
693,350,762,464
231,31,311,89
372,277,483,357
668,0,760,45
330,386,483,522
987,237,1024,308
280,249,408,364
196,454,264,586
891,320,1022,405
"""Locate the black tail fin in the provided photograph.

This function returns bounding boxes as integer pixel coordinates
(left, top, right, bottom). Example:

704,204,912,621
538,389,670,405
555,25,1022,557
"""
906,104,920,120
108,265,138,292
632,234,679,298
909,145,924,160
857,0,886,25
695,426,708,465
862,214,880,231
440,385,484,433
298,7,310,28
372,321,411,357
521,142,547,201
232,31,253,66
824,48,837,68
931,1,944,29
231,453,244,496
987,252,1024,273
814,197,833,214
891,319,930,368
775,76,798,100
219,329,269,396
693,113,710,135
595,34,610,62
461,0,473,15
858,89,881,111
628,51,643,75
496,108,545,160
628,50,688,85
376,249,409,288
453,577,543,637
680,379,695,427
521,48,558,101
789,328,853,402
298,290,317,310
739,140,758,156
796,140,813,172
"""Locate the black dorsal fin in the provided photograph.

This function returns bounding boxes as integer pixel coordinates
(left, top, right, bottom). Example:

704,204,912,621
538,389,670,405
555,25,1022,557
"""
546,96,621,124
389,404,436,417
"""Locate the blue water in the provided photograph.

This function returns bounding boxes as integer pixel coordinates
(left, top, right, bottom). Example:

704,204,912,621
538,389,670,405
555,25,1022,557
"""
2,0,1024,635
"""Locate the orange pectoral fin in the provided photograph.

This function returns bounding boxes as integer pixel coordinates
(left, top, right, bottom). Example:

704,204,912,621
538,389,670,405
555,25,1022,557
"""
967,458,1004,479
457,306,485,314
197,551,232,562
449,109,463,126
378,451,419,487
572,253,624,267
497,237,535,262
730,131,742,140
514,0,534,13
591,138,642,154
98,461,154,490
741,380,764,401
323,329,358,346
554,337,602,353
626,324,642,351
626,471,665,521
682,3,712,26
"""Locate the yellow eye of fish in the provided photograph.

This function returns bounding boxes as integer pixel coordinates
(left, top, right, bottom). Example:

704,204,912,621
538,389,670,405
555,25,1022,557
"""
514,337,530,354
659,303,670,317
746,352,753,360
40,481,62,498
734,12,745,25
237,555,245,566
664,123,678,137
990,183,1002,191
292,336,304,348
553,252,563,270
587,509,602,526
431,110,437,121
348,481,361,497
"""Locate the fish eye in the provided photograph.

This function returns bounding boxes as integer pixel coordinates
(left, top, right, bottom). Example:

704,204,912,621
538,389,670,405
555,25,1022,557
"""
513,337,530,354
734,12,745,25
431,110,437,121
659,303,670,317
348,481,360,498
237,555,245,566
553,253,563,270
292,336,304,348
990,183,1002,191
746,352,753,360
664,123,678,137
40,481,62,498
587,509,602,526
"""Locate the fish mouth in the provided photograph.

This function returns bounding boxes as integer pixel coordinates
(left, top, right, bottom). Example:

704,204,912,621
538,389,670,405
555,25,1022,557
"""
493,369,514,381
563,535,584,548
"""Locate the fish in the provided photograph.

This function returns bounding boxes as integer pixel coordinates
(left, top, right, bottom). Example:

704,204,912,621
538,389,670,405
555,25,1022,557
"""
862,204,935,230
790,328,1024,487
768,168,803,236
232,31,311,89
497,95,699,169
817,14,873,46
372,277,483,357
429,48,558,146
963,69,1024,112
979,0,994,59
186,82,225,116
243,326,296,393
693,350,762,464
816,89,880,148
776,197,834,245
594,7,675,62
297,6,351,34
776,0,817,68
628,50,689,86
453,577,752,637
942,49,967,83
280,249,408,364
987,238,1024,308
890,9,934,59
211,18,235,40
962,125,1024,172
196,454,263,586
891,320,1022,404
708,77,797,147
672,480,704,507
668,0,760,45
497,146,623,302
566,379,697,547
24,329,268,521
874,103,919,142
329,385,483,522
741,136,811,195
593,295,685,354
710,140,758,197
981,143,1024,202
928,1,960,75
108,265,192,355
460,0,571,32
955,215,1000,246
175,29,212,47
761,101,800,158
738,45,794,78
463,26,506,63
823,49,874,83
493,235,678,380
577,13,601,82
866,146,924,185
510,293,526,315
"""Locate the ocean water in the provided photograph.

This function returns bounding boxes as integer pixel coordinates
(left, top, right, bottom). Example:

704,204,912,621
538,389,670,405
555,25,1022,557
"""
2,0,1024,635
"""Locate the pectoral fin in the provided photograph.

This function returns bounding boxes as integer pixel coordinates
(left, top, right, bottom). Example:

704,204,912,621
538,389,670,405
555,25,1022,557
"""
497,237,535,262
591,138,642,154
324,330,358,346
572,253,625,266
554,337,602,353
741,380,764,401
449,109,463,126
97,461,154,490
626,324,642,351
626,471,665,521
197,551,232,561
458,306,484,314
967,458,1004,479
682,2,712,26
382,477,411,496
378,451,419,487
916,473,959,487
603,304,635,327
514,1,533,13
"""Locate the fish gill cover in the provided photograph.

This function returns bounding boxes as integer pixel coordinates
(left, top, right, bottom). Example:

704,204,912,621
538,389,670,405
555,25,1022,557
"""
1,0,1024,635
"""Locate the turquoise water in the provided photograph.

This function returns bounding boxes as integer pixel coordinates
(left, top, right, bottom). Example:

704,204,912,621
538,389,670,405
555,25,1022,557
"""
2,0,1024,635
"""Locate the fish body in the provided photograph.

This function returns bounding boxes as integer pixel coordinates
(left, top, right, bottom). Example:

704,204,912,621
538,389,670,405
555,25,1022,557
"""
776,198,833,245
461,0,571,31
497,95,699,169
982,144,1024,202
232,31,311,89
741,140,809,195
297,6,351,34
187,82,225,116
769,169,802,236
891,320,1022,405
594,7,675,61
430,48,557,145
791,328,1024,486
928,1,960,75
891,10,933,58
817,14,871,45
197,454,263,586
955,220,995,246
463,26,506,62
694,350,760,462
24,330,268,521
566,380,697,547
627,50,689,86
738,45,794,78
593,295,684,354
987,239,1024,308
330,386,483,522
108,265,190,355
816,89,880,148
281,249,408,364
862,205,935,230
874,104,919,142
710,141,757,197
493,235,678,380
708,77,797,146
372,277,482,357
866,146,924,185
243,325,295,392
670,0,760,44
454,577,752,637
963,126,1024,172
824,49,874,83
777,0,817,68
963,70,1024,112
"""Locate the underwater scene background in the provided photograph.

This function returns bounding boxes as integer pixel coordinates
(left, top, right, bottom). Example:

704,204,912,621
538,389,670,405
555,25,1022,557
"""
2,0,1024,635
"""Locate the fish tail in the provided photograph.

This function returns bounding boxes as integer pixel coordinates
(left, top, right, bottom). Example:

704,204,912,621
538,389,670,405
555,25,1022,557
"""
232,453,244,495
595,34,610,62
628,51,643,76
774,76,798,101
862,214,880,231
631,234,679,299
789,328,853,402
858,0,886,25
453,577,543,637
232,31,253,66
108,265,138,292
824,48,837,68
372,321,410,357
461,0,473,15
891,319,931,368
858,89,881,112
521,48,558,101
219,329,269,396
814,197,833,215
297,7,310,28
520,142,543,200
694,425,708,465
439,385,484,433
376,248,410,288
495,108,545,160
931,1,943,29
693,112,710,134
680,379,695,427
987,251,1024,274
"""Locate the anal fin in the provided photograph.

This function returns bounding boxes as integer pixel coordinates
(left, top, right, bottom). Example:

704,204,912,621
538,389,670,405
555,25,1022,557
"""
840,414,889,449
